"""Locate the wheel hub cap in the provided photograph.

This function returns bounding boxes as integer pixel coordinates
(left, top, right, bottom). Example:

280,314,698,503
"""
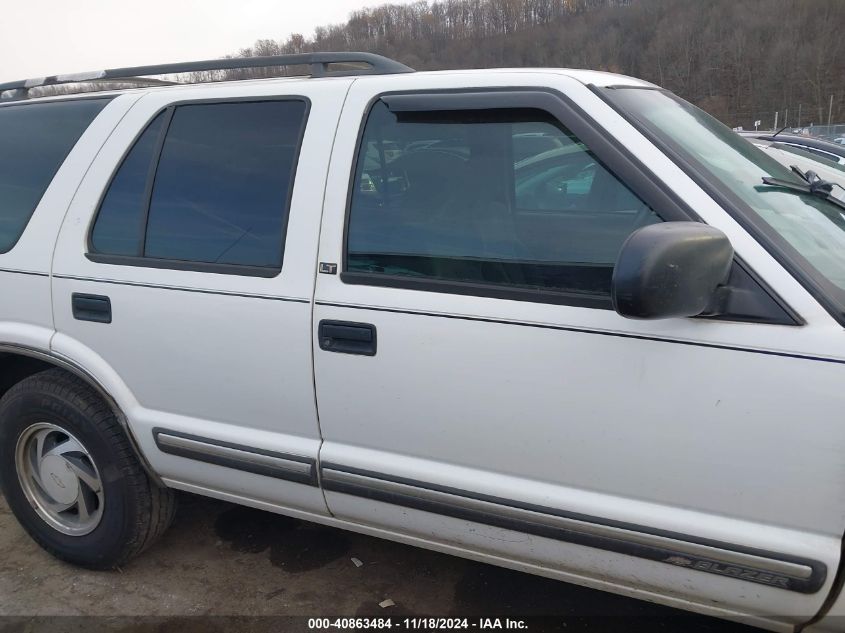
15,423,105,536
39,455,80,505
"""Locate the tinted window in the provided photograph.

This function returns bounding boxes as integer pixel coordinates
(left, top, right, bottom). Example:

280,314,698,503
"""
145,101,305,268
347,102,659,299
90,112,165,256
90,99,307,271
0,99,109,253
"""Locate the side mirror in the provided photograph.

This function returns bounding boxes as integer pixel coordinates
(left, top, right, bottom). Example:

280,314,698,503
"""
612,222,734,320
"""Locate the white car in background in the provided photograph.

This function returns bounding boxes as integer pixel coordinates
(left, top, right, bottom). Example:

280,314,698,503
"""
739,131,845,166
748,138,845,191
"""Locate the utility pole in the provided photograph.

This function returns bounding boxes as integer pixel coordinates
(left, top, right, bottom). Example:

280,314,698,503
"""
785,108,789,128
798,103,802,129
774,111,778,130
829,94,834,127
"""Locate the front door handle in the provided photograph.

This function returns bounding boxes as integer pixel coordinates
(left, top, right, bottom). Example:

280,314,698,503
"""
318,320,376,356
72,293,112,323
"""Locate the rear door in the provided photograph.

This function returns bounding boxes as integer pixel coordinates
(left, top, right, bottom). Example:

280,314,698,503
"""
313,73,845,625
52,79,351,514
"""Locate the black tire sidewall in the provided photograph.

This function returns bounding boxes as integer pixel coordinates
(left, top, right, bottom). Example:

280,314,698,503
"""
0,383,141,568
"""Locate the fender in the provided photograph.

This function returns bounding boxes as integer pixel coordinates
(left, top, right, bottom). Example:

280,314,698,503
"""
0,341,162,485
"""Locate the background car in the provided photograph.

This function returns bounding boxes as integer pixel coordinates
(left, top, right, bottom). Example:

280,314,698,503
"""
744,137,845,191
739,131,845,165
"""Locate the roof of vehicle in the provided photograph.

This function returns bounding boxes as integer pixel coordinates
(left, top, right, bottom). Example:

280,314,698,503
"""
0,52,654,105
750,139,845,188
738,131,845,159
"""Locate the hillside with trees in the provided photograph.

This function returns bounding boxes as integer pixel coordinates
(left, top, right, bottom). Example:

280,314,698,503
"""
231,0,845,130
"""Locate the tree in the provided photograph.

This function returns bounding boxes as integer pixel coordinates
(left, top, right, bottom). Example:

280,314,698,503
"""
225,0,845,128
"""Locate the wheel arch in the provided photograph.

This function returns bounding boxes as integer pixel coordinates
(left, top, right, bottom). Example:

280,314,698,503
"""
0,343,162,485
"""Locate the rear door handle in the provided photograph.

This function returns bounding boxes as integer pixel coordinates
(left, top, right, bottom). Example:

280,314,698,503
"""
72,293,112,323
318,320,376,356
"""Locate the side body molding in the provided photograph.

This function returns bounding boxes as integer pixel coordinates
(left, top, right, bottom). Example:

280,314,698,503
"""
321,463,827,594
153,429,317,486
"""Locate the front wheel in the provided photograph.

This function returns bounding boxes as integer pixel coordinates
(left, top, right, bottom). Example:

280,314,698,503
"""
0,368,176,569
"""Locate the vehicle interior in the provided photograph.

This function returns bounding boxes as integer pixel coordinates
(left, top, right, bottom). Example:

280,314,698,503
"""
347,102,659,296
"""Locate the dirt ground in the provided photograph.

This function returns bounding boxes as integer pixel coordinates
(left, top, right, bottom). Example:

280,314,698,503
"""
0,492,758,632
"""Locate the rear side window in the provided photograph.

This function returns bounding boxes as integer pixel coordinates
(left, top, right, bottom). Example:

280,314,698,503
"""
90,99,308,274
346,101,659,302
0,98,109,253
91,112,165,256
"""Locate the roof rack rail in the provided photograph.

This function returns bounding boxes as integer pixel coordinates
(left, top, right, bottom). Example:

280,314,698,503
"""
0,52,414,102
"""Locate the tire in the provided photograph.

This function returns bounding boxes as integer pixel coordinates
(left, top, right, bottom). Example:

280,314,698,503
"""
0,368,176,569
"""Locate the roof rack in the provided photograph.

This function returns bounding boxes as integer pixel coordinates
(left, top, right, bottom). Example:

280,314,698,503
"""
0,52,415,102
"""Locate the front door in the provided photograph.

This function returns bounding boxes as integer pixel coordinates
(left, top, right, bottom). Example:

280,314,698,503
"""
313,74,845,624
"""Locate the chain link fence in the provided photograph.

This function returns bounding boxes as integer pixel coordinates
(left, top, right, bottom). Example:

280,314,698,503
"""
805,124,845,141
730,116,845,142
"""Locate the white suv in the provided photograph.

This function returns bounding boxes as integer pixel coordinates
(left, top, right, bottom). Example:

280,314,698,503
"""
1,53,845,632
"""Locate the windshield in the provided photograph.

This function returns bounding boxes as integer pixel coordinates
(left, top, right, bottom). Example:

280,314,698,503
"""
603,86,845,309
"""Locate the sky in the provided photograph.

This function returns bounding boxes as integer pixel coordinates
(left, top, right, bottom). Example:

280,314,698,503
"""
0,0,412,83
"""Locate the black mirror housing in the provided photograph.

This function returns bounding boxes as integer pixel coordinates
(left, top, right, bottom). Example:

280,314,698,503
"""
612,222,734,320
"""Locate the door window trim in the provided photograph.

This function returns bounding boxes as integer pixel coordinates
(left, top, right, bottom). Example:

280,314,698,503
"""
340,87,799,324
340,88,695,309
85,95,311,278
